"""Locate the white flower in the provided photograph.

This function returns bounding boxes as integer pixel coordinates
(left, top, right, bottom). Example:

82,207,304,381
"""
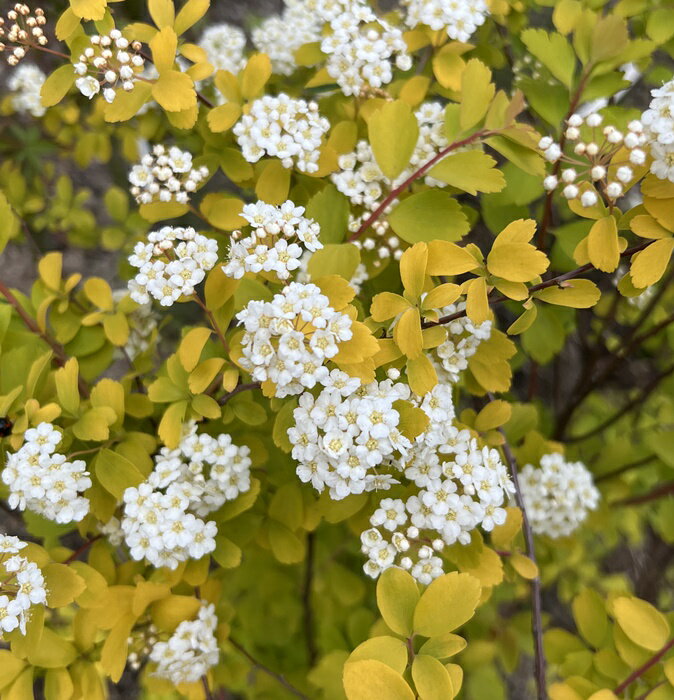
199,23,246,74
402,0,489,43
75,75,100,99
520,453,600,538
8,63,46,116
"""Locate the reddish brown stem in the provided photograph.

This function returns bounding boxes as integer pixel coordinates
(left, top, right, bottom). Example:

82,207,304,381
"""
348,129,493,241
614,638,674,695
616,481,674,507
218,382,261,406
64,535,102,565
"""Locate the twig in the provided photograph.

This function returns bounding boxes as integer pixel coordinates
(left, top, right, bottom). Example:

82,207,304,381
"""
492,403,547,700
595,454,658,483
348,129,494,241
566,364,674,443
201,675,214,700
63,535,102,565
615,481,674,507
0,280,89,397
614,638,674,695
422,241,653,330
228,636,309,699
302,531,317,667
218,382,261,406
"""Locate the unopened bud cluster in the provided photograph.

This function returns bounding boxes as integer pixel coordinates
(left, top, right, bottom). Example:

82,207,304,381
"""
0,535,47,636
74,30,145,103
0,4,47,66
539,113,647,207
129,145,208,205
128,225,218,307
223,200,323,281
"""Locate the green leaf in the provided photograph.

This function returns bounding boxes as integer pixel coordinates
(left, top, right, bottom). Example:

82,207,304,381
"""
429,151,505,195
521,29,576,88
460,59,495,131
307,244,361,281
413,572,481,637
343,660,415,700
349,637,408,674
389,190,470,243
41,65,76,108
94,449,145,500
376,566,420,637
368,100,419,180
305,185,350,244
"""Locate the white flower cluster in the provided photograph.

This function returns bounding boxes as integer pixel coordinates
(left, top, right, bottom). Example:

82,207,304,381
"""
128,226,218,307
361,433,514,583
0,4,47,66
321,3,411,97
520,453,600,539
150,602,219,684
289,376,412,499
402,0,489,43
236,282,353,398
432,302,492,383
233,94,330,173
73,30,145,104
0,535,47,635
539,113,647,206
642,80,674,182
251,0,348,75
7,63,45,116
199,23,246,74
129,145,208,205
2,423,91,524
223,200,322,281
113,291,159,360
121,424,252,569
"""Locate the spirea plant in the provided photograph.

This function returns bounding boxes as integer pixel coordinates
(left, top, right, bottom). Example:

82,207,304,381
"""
0,0,673,698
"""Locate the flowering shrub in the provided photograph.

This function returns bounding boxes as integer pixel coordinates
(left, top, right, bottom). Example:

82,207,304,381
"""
0,0,673,698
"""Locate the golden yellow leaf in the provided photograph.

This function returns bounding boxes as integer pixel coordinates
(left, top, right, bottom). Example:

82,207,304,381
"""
152,70,197,112
630,238,674,288
487,243,549,282
371,292,412,322
343,659,415,700
612,597,670,651
394,308,423,359
466,277,490,323
426,241,481,276
587,216,620,272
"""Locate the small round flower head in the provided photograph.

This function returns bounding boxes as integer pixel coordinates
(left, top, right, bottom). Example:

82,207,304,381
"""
120,423,251,569
150,602,219,683
199,23,245,73
0,534,47,637
580,190,598,208
320,3,411,96
7,63,45,116
223,200,323,281
127,226,218,307
236,282,354,398
129,145,207,205
402,0,489,43
233,94,330,173
2,423,91,524
520,453,599,538
73,30,145,104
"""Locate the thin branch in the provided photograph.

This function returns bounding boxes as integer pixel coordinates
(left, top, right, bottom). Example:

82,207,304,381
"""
348,129,494,242
615,481,674,507
492,401,547,700
228,636,309,699
566,364,674,443
218,382,261,406
201,675,214,700
595,454,658,483
614,638,674,695
63,535,102,565
0,280,90,397
422,241,653,330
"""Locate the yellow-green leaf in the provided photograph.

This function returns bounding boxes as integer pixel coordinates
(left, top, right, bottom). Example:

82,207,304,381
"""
179,327,212,372
343,659,415,700
612,596,670,651
460,59,495,131
521,29,575,88
426,241,480,276
240,53,272,100
389,190,470,243
475,400,512,432
587,216,620,273
41,65,76,108
534,279,600,308
95,449,145,500
348,637,408,674
43,564,86,608
412,654,454,700
487,243,549,282
394,308,423,359
572,589,608,649
174,0,209,34
413,572,481,637
630,238,674,288
148,0,175,29
376,568,419,637
429,151,505,195
368,100,419,180
371,293,411,322
70,0,106,21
